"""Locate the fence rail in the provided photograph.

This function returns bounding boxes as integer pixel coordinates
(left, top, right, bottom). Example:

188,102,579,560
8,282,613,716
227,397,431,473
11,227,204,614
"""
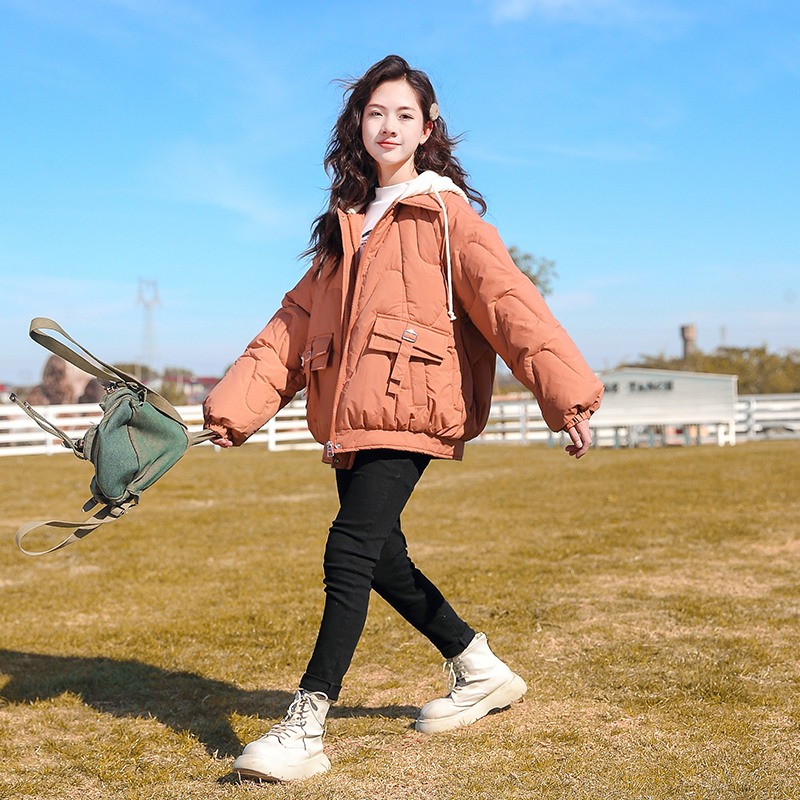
736,394,800,440
0,398,317,458
1,393,798,458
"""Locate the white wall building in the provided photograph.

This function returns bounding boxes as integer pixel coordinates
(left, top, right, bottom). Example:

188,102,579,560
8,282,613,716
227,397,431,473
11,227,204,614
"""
593,367,738,446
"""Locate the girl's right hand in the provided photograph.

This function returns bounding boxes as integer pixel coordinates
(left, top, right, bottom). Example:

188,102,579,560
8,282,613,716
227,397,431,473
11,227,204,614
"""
205,429,234,448
565,418,592,459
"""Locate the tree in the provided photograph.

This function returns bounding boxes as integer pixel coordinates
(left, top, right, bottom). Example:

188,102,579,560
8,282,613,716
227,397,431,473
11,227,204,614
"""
627,346,800,394
507,246,558,297
113,363,158,382
161,367,194,406
159,381,190,407
493,247,559,395
112,363,194,404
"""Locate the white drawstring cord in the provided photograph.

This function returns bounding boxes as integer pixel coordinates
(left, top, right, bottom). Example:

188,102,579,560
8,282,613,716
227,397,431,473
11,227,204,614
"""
431,185,457,321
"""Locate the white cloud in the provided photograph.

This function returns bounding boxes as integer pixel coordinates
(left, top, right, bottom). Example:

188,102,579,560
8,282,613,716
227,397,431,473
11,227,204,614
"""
549,290,598,311
484,0,689,27
0,276,143,383
149,141,300,237
542,141,657,161
739,308,800,330
492,0,617,21
467,139,656,165
0,274,246,382
6,0,288,105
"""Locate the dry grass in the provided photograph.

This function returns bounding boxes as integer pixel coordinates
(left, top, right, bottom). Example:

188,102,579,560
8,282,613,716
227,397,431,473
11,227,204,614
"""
1,440,799,799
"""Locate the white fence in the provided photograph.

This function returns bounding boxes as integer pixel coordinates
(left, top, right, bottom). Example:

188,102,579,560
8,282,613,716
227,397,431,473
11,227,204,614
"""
477,393,800,448
737,394,800,440
477,396,733,449
0,397,316,458
1,393,799,457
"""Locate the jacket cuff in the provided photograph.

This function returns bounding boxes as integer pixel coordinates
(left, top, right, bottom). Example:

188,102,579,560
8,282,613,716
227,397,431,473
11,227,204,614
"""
563,409,593,431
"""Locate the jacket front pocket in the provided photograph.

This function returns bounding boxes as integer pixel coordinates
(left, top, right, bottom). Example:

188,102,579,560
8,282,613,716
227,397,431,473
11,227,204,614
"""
302,333,334,441
303,333,334,375
367,315,447,408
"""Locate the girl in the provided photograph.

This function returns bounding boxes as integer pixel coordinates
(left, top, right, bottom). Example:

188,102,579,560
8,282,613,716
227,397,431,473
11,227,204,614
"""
203,55,603,782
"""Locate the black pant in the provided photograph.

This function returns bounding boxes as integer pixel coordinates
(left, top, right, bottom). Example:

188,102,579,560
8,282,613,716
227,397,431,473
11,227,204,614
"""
299,449,474,701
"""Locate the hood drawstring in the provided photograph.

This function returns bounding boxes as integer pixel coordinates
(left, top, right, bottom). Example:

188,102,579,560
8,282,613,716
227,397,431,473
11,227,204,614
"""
358,171,463,323
430,186,457,322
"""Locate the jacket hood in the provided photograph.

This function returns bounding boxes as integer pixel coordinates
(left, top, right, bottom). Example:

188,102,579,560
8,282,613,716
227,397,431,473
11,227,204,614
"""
394,171,469,204
345,171,468,214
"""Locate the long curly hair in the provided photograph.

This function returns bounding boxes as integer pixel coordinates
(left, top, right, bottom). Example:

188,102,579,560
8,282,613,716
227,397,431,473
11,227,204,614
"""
303,55,486,275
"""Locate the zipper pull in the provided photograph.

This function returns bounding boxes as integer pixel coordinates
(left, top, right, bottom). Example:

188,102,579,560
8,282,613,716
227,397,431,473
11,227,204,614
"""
325,441,334,458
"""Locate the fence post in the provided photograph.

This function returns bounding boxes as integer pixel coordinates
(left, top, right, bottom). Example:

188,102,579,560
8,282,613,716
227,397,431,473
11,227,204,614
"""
46,411,57,455
519,401,527,445
746,399,757,441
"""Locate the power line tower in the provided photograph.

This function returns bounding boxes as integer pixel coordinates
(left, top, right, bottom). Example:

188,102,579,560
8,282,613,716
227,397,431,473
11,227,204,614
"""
137,279,160,380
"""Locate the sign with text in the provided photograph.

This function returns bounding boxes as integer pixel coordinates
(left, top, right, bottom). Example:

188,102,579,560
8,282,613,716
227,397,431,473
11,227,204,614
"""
593,368,737,427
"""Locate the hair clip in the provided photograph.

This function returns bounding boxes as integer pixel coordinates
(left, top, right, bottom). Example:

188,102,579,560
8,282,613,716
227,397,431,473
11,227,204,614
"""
429,103,440,122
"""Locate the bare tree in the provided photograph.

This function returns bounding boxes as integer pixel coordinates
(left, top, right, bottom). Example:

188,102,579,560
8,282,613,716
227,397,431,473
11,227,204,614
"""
507,246,558,297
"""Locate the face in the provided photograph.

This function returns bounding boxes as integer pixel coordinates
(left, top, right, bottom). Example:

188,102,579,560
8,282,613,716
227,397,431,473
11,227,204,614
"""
361,78,433,186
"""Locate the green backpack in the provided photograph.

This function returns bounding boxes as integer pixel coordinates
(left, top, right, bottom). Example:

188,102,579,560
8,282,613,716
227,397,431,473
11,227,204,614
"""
11,318,216,556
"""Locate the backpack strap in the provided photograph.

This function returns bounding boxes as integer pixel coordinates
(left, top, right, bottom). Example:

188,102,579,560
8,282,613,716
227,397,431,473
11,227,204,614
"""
14,428,216,556
189,429,218,446
9,393,85,457
29,317,186,427
13,319,219,555
14,501,135,557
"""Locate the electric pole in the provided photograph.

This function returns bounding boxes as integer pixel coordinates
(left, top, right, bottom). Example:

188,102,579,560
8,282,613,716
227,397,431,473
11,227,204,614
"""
137,279,160,380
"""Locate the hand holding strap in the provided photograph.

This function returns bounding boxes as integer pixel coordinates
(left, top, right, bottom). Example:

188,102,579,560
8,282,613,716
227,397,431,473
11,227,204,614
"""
189,429,217,446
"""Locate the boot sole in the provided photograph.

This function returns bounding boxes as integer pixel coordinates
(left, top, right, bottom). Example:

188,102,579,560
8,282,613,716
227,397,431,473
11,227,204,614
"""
414,673,527,734
232,753,331,782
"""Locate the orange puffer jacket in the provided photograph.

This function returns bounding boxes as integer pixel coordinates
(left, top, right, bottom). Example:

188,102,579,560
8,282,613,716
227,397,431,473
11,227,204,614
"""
203,172,603,466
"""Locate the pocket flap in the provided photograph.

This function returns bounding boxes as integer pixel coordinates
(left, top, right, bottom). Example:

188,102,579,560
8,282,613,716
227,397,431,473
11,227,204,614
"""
305,333,334,371
370,316,447,362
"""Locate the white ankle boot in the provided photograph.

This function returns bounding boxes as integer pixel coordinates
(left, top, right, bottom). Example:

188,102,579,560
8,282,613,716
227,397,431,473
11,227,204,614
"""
232,690,331,782
415,633,527,733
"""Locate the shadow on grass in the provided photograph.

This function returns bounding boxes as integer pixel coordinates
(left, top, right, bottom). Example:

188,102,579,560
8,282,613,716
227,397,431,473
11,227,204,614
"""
0,650,419,758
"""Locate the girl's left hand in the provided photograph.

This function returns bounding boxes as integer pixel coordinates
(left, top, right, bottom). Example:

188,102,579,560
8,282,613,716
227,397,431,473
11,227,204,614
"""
565,419,592,459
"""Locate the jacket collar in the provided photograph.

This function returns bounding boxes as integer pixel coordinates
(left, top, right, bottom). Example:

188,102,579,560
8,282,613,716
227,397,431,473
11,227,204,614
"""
341,171,468,215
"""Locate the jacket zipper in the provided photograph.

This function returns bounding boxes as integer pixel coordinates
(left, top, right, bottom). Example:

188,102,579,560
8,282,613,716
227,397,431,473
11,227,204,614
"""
326,202,397,457
326,226,363,456
325,194,429,459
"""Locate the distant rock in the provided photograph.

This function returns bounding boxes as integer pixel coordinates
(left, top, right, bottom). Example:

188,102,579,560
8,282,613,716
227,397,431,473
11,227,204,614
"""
26,355,103,405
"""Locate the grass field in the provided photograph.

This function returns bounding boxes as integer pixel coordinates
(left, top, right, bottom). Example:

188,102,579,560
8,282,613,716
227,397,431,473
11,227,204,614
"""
1,439,799,799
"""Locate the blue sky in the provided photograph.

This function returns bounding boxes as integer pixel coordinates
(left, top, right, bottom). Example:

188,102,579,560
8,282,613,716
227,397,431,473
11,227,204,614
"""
2,0,798,385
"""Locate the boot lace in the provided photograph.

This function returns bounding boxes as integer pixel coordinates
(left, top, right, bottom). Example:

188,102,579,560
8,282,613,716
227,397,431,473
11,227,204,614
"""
265,691,326,741
443,659,468,693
